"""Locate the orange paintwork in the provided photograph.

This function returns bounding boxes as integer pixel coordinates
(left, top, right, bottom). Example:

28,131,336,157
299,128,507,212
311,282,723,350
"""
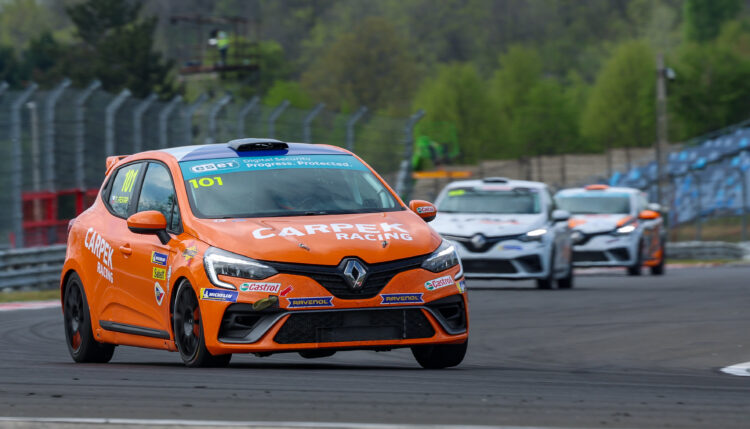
616,215,634,227
585,184,609,190
408,200,437,222
568,218,587,228
638,209,660,220
127,210,167,230
61,146,468,356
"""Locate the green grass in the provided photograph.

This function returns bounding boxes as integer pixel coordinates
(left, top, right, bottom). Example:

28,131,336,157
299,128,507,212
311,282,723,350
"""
666,258,745,265
0,289,59,303
669,215,750,242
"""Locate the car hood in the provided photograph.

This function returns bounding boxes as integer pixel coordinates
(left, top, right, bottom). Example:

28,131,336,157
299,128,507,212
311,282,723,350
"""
570,214,630,234
188,210,441,265
430,213,547,237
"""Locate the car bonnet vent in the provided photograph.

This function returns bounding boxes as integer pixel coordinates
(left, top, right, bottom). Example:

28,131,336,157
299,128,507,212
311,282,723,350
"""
228,138,288,152
482,177,509,183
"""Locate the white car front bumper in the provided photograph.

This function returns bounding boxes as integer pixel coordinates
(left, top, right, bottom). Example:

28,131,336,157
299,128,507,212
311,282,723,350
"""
448,237,551,280
572,233,638,267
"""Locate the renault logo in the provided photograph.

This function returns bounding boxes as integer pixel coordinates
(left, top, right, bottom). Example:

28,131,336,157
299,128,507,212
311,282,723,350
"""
470,234,487,249
342,259,367,291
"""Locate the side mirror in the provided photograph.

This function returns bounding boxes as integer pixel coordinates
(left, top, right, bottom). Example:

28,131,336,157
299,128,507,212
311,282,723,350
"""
551,209,570,223
127,210,171,245
647,203,662,212
638,209,660,220
408,200,437,222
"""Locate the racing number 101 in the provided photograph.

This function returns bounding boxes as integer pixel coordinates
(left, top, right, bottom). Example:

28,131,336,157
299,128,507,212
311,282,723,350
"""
189,177,223,188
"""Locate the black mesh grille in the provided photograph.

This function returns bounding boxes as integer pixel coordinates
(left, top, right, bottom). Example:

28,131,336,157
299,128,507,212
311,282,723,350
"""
517,255,542,272
609,247,630,261
274,309,435,344
462,259,516,274
444,234,523,253
573,251,608,262
265,254,429,300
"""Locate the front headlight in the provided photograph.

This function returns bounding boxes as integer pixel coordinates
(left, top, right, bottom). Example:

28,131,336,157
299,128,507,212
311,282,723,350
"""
616,224,636,234
421,240,462,278
520,228,548,241
203,247,278,290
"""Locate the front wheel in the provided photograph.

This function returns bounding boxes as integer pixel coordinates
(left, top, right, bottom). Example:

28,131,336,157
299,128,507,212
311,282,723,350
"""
536,250,555,289
627,241,643,276
63,273,115,363
650,243,666,276
412,341,467,369
557,260,574,289
173,280,231,367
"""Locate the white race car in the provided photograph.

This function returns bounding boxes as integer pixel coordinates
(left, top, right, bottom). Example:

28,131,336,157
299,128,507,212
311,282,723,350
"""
554,185,665,275
431,178,574,289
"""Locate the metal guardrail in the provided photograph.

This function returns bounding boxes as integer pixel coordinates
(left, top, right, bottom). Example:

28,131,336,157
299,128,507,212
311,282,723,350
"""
665,241,746,260
0,244,65,290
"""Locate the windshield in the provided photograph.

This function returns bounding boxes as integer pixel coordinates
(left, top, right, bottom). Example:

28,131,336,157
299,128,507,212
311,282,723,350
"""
179,154,402,218
555,194,631,214
437,187,541,214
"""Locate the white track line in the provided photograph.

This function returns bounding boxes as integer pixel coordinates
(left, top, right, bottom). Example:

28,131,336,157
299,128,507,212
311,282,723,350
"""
0,417,591,429
0,300,60,312
720,361,750,376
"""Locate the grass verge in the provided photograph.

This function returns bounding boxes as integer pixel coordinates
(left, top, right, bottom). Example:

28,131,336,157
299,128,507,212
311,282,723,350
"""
0,289,59,303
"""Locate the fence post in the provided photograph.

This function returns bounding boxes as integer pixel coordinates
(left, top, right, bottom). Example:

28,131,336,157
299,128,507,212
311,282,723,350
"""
184,93,208,146
158,95,182,148
27,102,41,192
303,102,325,143
346,106,368,151
133,93,157,153
75,81,101,190
268,100,290,139
691,171,702,241
10,83,38,248
206,94,232,144
237,96,260,137
44,78,70,191
394,110,425,199
105,89,131,157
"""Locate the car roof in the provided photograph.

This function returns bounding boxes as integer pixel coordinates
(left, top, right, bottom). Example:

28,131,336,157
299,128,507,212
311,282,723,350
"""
444,178,548,190
159,140,349,162
555,186,641,196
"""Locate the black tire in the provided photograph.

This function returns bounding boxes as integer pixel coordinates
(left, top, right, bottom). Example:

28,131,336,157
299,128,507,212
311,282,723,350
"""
173,280,231,367
412,341,467,369
63,273,115,363
557,260,574,289
299,349,336,359
627,241,643,276
536,250,555,289
650,242,666,276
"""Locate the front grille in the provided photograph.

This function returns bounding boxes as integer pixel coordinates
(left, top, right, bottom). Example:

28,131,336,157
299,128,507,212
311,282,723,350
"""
274,308,435,344
517,255,542,273
219,303,281,341
609,247,630,261
573,251,608,262
462,259,516,274
444,234,523,253
265,254,429,300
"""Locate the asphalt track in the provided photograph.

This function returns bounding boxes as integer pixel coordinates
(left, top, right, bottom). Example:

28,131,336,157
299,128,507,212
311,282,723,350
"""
1,266,748,428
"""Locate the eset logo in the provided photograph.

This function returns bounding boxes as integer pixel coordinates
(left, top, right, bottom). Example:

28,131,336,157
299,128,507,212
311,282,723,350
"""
190,161,239,173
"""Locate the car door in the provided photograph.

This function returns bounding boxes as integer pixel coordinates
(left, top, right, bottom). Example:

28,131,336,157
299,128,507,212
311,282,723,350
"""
111,161,181,336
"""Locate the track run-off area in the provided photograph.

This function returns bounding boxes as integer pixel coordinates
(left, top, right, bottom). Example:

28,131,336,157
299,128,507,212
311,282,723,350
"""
0,266,748,429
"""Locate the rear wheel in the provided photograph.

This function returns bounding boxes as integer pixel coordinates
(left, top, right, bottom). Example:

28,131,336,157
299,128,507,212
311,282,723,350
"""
627,241,643,276
63,273,115,363
412,341,467,369
173,280,231,367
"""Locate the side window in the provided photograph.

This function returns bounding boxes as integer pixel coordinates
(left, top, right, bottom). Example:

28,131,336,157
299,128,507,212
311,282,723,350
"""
136,163,181,231
107,163,143,218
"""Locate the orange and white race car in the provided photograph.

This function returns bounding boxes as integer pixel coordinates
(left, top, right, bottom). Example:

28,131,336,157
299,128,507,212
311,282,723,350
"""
61,139,468,368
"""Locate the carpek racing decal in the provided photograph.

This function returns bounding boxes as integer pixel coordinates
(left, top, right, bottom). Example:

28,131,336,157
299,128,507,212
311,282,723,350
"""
380,293,424,304
286,296,334,308
240,282,281,293
252,223,413,242
152,267,166,281
154,282,165,306
200,288,239,302
151,251,168,266
424,275,454,291
84,228,113,283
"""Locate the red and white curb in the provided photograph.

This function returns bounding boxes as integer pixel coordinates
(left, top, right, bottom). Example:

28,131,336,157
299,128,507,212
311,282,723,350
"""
0,300,60,312
721,361,750,376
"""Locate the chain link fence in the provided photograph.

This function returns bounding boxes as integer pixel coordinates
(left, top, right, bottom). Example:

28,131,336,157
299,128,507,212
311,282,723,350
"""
0,79,423,249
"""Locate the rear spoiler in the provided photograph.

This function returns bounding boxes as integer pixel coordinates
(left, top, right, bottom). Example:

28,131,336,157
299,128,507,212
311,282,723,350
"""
105,155,129,175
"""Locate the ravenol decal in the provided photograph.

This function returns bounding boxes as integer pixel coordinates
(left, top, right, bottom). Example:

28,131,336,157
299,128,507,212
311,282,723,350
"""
200,288,239,302
84,227,113,283
286,296,334,308
152,267,166,281
416,206,436,214
252,223,413,242
380,293,424,305
151,251,168,266
424,275,454,291
240,282,281,293
499,244,522,251
180,155,368,180
154,282,165,306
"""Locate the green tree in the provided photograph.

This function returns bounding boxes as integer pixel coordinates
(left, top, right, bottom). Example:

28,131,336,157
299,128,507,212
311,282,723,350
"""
264,80,312,109
65,0,174,97
581,40,656,159
0,44,22,87
301,16,419,113
683,0,742,42
22,31,64,86
0,0,57,50
412,62,495,162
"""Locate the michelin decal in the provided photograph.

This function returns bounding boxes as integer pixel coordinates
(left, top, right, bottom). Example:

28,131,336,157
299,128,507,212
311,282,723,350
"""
200,288,239,302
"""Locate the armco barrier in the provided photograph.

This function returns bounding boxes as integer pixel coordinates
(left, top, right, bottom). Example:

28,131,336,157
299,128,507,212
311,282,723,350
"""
665,241,746,260
0,244,66,290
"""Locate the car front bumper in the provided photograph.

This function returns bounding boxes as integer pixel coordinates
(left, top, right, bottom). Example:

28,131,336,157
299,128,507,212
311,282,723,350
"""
572,233,638,267
451,238,551,280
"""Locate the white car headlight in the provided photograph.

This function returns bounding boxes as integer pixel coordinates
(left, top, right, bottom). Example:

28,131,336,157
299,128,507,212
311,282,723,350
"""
421,240,463,279
204,247,278,290
616,224,636,234
520,228,548,241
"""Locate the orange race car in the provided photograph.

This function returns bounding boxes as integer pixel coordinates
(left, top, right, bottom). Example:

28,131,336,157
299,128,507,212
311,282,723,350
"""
61,139,468,368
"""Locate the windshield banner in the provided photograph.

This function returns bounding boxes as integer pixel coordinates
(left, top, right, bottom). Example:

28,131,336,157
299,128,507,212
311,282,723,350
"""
180,155,367,180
